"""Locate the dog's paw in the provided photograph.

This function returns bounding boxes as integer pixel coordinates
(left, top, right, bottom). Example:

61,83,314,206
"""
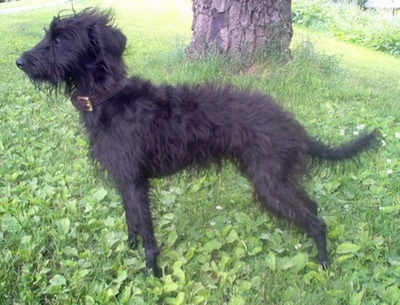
145,265,162,277
321,260,329,270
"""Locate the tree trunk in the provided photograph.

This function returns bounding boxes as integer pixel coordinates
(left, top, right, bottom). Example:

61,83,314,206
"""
186,0,293,60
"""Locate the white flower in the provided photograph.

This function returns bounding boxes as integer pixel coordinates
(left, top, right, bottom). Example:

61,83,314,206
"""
353,131,359,136
395,132,400,139
387,159,392,163
339,129,345,136
382,140,387,146
357,124,365,130
210,221,215,226
387,169,393,174
295,243,302,250
215,205,223,210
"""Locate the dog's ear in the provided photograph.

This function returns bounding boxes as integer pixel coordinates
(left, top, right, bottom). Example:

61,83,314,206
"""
103,27,126,57
98,26,127,58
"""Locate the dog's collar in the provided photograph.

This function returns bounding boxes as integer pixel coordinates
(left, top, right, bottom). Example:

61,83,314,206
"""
71,80,128,112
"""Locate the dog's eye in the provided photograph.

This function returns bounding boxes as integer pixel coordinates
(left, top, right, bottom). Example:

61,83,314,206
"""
54,38,61,46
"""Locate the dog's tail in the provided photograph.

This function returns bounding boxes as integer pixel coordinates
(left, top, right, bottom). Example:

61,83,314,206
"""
307,129,381,162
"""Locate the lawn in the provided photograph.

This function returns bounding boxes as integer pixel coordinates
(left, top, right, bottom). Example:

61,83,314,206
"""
1,0,400,304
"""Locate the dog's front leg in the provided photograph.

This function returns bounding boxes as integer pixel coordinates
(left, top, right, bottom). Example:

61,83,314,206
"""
118,179,161,276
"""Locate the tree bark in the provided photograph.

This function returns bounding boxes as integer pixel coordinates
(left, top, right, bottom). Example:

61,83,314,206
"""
186,0,293,60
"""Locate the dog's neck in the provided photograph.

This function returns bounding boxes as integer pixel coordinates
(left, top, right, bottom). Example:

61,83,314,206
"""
71,79,128,112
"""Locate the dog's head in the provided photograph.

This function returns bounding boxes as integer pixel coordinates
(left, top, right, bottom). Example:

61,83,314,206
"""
16,7,127,95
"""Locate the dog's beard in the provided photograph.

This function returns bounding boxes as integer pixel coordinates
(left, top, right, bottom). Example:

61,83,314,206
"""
25,76,66,99
21,62,75,96
24,72,78,98
31,79,61,95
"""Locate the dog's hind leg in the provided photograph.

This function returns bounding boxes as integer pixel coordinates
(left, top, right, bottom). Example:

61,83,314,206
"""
118,179,161,276
260,181,327,267
244,161,328,268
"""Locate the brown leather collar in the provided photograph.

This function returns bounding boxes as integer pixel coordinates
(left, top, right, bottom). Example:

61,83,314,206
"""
71,80,128,112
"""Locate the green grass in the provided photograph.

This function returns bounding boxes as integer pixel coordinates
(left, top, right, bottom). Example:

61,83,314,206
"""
1,0,400,304
292,0,400,56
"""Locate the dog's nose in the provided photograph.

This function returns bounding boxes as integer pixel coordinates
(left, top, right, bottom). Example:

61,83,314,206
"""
16,58,25,69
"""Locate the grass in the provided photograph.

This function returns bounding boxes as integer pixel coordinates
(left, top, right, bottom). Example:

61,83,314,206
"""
1,0,400,304
292,0,400,56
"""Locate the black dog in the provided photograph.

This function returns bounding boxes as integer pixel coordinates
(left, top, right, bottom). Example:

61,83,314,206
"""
16,8,379,275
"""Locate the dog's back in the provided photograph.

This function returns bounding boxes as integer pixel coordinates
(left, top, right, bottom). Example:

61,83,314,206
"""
84,77,310,178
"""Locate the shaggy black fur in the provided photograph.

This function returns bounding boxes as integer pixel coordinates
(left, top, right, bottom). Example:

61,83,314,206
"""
16,8,380,276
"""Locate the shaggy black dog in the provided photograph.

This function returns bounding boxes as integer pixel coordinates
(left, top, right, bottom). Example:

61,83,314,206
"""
16,8,379,275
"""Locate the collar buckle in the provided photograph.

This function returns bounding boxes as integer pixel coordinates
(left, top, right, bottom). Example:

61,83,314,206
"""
76,96,93,112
